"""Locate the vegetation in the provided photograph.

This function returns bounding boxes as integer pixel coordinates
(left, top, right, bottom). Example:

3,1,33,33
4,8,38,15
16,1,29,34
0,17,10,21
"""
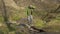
0,0,60,34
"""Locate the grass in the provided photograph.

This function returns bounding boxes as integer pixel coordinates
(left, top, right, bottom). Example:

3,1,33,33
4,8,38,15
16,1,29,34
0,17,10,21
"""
44,19,60,32
0,16,4,23
11,14,21,21
33,17,46,29
0,4,60,34
0,24,9,34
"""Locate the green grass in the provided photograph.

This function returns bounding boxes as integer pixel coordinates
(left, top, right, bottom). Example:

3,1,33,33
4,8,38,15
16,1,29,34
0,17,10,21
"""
44,19,60,32
33,18,45,29
12,15,21,21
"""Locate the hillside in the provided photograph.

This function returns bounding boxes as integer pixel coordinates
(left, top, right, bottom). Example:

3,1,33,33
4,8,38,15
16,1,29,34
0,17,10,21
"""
0,0,60,34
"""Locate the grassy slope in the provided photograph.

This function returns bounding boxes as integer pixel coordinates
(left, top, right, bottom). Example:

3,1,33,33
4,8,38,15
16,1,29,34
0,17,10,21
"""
0,0,60,34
